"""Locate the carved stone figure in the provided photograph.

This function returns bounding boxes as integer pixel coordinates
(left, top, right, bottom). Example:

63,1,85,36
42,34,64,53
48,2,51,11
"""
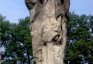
25,0,70,64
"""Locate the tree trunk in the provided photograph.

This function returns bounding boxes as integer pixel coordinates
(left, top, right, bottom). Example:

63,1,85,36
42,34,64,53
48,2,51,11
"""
25,0,70,64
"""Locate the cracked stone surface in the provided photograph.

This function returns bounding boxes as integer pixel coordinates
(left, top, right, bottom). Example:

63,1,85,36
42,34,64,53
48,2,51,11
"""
25,0,70,64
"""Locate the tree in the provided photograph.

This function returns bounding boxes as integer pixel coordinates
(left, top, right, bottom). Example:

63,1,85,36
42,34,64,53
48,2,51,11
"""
25,0,70,64
1,16,32,64
65,13,93,64
0,14,10,64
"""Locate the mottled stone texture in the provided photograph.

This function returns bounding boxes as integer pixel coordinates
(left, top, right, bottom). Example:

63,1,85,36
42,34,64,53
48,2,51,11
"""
25,0,70,64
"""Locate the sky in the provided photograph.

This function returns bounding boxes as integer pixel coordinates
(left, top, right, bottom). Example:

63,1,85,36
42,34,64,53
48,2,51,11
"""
0,0,93,23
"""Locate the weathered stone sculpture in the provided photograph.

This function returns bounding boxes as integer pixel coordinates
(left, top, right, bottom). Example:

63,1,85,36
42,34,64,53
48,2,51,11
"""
25,0,70,64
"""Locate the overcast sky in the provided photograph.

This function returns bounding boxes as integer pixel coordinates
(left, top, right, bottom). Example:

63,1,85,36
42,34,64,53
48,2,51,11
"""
0,0,93,23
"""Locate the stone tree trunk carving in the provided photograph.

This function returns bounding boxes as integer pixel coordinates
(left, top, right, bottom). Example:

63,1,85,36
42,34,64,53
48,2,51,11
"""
25,0,70,64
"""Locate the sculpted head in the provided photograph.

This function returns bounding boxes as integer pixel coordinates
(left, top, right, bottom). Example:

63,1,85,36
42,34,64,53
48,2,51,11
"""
25,0,70,21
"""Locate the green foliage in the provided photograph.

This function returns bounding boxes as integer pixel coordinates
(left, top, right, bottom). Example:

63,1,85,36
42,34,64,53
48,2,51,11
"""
65,12,93,64
0,15,10,46
0,15,32,64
